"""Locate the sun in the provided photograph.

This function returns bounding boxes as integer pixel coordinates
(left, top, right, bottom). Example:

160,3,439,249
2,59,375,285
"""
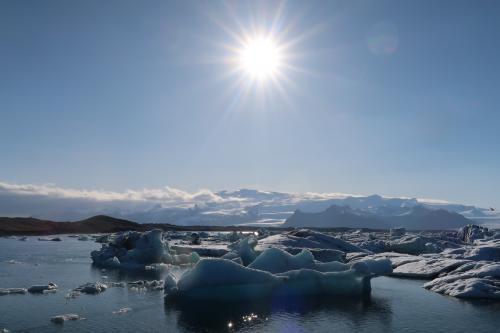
239,37,282,79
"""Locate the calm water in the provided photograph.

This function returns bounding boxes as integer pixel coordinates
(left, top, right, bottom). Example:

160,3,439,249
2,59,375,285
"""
1,236,499,333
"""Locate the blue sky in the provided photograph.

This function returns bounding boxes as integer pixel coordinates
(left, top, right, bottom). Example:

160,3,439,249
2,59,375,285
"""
1,0,499,207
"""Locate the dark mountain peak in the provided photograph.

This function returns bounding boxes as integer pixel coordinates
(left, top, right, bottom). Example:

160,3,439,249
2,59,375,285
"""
285,204,387,229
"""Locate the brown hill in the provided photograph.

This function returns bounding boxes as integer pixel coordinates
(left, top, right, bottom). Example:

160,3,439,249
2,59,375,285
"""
0,215,147,236
0,215,267,236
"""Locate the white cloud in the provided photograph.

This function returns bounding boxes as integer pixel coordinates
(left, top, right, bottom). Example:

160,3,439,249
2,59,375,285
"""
0,180,467,222
0,181,245,221
0,181,236,205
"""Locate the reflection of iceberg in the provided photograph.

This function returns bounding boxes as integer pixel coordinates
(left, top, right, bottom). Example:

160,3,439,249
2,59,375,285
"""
167,287,393,333
164,247,392,301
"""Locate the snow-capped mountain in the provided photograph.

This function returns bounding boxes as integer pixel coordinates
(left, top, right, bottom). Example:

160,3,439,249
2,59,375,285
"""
1,181,498,228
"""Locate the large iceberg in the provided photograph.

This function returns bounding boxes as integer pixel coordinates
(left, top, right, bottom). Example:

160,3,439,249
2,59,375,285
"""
166,258,281,301
164,248,392,302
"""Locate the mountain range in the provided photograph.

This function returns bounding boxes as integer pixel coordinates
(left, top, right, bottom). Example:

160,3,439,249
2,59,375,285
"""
284,204,472,230
1,182,499,229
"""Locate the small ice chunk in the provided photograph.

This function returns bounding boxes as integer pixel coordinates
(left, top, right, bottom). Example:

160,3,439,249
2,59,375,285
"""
50,314,83,324
128,280,164,290
113,307,132,314
5,260,22,264
28,282,58,294
73,282,107,294
0,288,27,296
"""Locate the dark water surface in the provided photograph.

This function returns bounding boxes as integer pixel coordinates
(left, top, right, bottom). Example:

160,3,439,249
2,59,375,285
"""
1,236,499,332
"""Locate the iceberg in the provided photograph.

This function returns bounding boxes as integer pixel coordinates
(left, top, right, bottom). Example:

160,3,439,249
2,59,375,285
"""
441,241,500,261
166,258,281,301
164,255,392,302
248,247,349,274
286,247,345,263
248,248,317,273
388,235,441,255
424,262,500,299
91,229,198,270
392,259,470,279
458,224,492,244
223,236,259,266
257,229,366,253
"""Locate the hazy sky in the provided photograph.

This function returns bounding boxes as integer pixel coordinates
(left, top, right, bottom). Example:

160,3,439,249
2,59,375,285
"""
1,0,499,207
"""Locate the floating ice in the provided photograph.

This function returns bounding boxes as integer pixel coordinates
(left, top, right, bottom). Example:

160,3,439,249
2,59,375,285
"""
50,314,84,324
38,237,62,242
424,262,500,299
458,224,492,244
113,307,132,314
74,282,107,294
257,229,366,253
91,229,198,270
164,254,392,301
286,247,345,263
223,236,259,265
128,280,164,290
248,248,317,273
0,288,27,296
392,259,470,279
441,242,500,261
27,282,57,294
167,258,280,301
388,235,441,255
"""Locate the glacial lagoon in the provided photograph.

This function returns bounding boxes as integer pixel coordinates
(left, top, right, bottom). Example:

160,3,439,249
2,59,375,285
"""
1,236,499,333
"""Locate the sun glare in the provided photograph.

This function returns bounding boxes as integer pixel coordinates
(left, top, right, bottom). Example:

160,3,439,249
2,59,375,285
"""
239,37,282,79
